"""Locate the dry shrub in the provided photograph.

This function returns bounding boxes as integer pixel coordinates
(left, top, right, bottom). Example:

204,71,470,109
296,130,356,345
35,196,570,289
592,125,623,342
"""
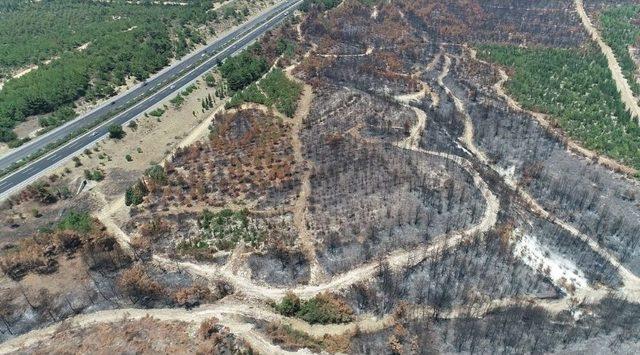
322,333,350,353
174,284,213,309
81,232,131,271
130,234,152,260
0,217,129,280
117,264,163,305
138,218,170,242
196,318,251,355
198,317,222,340
266,322,323,352
0,237,54,280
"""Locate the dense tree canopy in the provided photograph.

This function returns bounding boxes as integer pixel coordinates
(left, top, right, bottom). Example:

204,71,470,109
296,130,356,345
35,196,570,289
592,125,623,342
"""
219,44,269,92
480,45,640,170
599,5,640,97
0,0,225,142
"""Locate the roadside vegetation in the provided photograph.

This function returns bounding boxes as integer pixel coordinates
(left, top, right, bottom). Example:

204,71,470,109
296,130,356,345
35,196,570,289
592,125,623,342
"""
0,0,261,144
300,0,342,12
219,44,270,92
598,4,640,97
479,45,640,170
108,124,126,139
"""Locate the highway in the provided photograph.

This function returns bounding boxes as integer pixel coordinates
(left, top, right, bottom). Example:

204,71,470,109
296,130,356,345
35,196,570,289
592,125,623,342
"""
0,0,302,198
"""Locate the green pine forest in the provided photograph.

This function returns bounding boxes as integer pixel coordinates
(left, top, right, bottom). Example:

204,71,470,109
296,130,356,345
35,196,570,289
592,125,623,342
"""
478,44,640,171
0,0,255,143
598,4,640,98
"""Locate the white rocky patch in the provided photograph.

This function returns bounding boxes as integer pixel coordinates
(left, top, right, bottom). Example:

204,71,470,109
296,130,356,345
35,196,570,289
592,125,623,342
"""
513,232,589,294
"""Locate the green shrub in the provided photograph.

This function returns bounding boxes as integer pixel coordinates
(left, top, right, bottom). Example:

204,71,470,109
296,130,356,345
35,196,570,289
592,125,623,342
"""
181,84,198,97
145,164,167,185
204,73,216,87
275,292,301,316
170,94,185,108
7,137,30,148
180,209,263,253
72,156,82,167
84,169,104,181
58,211,93,233
275,38,295,57
108,124,125,139
125,179,148,206
149,108,165,117
274,292,354,324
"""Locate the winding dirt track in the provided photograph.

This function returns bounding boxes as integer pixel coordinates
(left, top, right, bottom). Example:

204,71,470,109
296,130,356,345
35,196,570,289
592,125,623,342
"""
8,26,640,352
440,48,640,305
437,55,492,168
0,300,304,355
6,58,625,353
285,69,327,285
574,0,640,123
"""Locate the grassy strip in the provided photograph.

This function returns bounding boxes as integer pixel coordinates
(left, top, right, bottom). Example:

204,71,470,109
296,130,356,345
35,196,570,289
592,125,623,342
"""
478,45,640,171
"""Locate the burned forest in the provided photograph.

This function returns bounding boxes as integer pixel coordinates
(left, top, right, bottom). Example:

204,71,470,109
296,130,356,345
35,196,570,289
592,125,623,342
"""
2,0,640,353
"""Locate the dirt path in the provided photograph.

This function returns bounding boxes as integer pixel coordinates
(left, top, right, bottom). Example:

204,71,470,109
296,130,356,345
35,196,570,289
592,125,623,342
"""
441,49,640,303
316,46,373,58
0,288,596,355
575,0,640,123
438,55,493,169
395,78,438,108
285,67,327,285
95,193,134,255
470,46,638,178
0,300,303,355
398,106,427,149
426,50,442,71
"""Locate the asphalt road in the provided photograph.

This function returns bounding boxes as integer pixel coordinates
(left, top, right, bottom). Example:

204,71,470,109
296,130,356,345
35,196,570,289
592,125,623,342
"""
0,0,302,198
